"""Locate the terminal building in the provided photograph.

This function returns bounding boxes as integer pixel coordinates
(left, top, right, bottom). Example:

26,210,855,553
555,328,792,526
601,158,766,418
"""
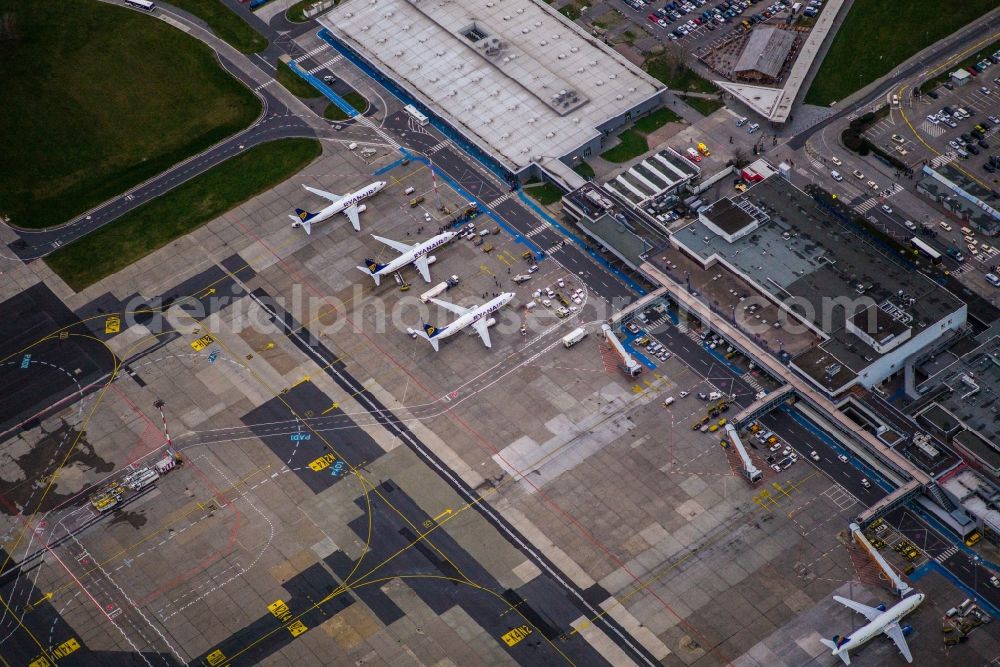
914,334,1000,483
319,0,666,187
668,174,967,397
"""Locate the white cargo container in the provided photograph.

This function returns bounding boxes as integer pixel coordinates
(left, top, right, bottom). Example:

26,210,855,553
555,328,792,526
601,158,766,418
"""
562,327,587,348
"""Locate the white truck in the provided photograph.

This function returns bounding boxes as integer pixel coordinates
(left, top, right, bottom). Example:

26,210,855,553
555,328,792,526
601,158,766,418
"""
562,327,587,348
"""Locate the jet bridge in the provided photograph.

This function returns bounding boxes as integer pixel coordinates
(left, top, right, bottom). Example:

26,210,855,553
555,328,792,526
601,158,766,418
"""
724,423,762,484
850,522,913,597
601,324,642,377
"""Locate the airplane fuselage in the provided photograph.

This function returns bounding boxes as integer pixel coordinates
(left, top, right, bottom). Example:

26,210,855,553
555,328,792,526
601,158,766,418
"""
293,181,385,228
433,293,513,342
376,232,455,276
834,594,924,660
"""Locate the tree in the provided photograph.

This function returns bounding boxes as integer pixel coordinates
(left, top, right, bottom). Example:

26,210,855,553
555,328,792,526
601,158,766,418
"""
732,146,749,168
0,12,20,42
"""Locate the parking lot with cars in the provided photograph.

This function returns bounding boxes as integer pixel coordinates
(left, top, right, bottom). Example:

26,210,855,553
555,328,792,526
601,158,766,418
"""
616,0,802,52
862,48,1000,183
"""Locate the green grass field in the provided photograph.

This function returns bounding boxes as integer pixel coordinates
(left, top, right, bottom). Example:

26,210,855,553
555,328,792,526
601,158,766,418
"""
0,0,261,230
683,96,725,116
523,181,565,206
645,58,720,95
633,107,682,133
805,0,997,105
324,92,369,120
45,139,321,291
600,129,648,163
277,61,321,98
573,161,596,179
168,0,267,54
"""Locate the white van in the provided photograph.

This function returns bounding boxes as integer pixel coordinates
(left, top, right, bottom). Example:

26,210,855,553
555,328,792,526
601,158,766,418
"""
735,116,748,127
986,273,1000,287
403,186,415,195
663,396,675,406
830,170,843,181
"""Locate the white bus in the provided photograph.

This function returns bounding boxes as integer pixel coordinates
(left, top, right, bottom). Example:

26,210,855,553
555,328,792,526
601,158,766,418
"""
910,237,942,263
125,0,156,10
404,104,429,127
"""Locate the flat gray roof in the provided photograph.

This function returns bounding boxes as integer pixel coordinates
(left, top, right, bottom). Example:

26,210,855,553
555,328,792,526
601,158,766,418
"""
672,176,965,390
320,0,663,172
923,335,1000,463
702,197,757,235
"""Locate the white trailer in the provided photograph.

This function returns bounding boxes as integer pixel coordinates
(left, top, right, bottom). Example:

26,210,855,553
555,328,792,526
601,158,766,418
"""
420,282,449,303
562,327,588,348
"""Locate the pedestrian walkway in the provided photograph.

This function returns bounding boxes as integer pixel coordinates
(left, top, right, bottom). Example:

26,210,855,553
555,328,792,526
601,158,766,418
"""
855,197,879,214
525,224,548,238
935,545,960,563
741,371,765,393
428,140,449,154
929,151,956,168
307,55,342,74
294,44,329,63
487,192,515,207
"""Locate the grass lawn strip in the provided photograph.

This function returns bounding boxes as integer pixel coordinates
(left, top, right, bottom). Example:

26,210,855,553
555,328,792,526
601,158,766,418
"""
277,60,321,98
45,139,322,291
805,0,997,105
633,107,682,133
524,181,565,206
0,0,260,229
601,129,648,163
168,0,267,54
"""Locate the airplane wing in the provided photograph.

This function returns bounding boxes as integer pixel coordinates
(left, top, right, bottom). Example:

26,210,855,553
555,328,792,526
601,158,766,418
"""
428,298,472,317
343,204,361,232
413,255,432,283
472,319,492,348
833,596,883,622
883,623,912,663
371,235,414,254
303,185,341,202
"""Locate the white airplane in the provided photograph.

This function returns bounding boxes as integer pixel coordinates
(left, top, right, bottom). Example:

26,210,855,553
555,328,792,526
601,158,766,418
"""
416,292,514,351
821,593,924,664
289,180,386,234
357,231,456,286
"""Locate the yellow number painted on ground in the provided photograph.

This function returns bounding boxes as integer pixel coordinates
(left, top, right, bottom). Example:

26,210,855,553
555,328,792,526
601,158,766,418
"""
287,620,308,637
308,454,336,472
28,657,52,667
268,599,293,622
104,316,121,334
190,334,214,351
52,637,80,658
205,648,227,666
501,625,532,647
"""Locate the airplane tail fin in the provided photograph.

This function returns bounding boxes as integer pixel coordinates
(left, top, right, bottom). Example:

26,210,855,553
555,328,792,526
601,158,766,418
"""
819,638,851,665
417,323,441,351
357,260,385,285
290,209,317,234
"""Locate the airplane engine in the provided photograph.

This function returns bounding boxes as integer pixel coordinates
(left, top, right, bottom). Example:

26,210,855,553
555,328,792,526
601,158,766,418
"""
427,255,437,265
901,625,913,636
876,604,887,612
485,318,496,327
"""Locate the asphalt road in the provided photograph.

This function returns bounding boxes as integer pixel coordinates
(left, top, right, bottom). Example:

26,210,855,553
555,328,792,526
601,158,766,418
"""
789,9,1000,149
